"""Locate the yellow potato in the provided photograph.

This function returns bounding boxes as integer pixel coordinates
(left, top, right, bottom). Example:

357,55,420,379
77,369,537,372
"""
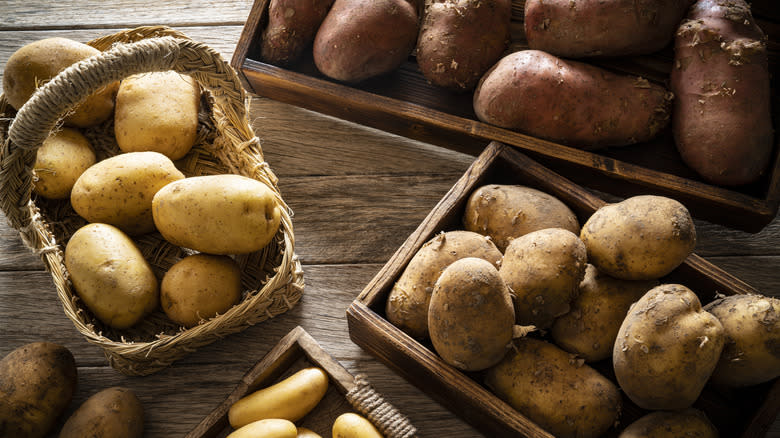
59,387,144,438
618,408,718,438
296,427,323,438
332,413,383,438
115,71,200,160
32,127,96,199
227,419,297,438
228,367,329,428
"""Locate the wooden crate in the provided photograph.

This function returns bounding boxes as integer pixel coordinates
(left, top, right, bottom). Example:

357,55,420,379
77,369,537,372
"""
346,142,780,438
231,0,780,233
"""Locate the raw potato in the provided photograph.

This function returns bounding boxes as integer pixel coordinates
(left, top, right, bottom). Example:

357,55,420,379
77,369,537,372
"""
296,427,323,438
473,50,673,149
70,151,185,235
152,174,282,255
312,0,418,82
332,413,383,438
385,230,503,340
0,342,77,438
227,419,298,438
428,257,515,371
462,184,580,252
228,367,329,428
551,264,658,362
671,0,773,186
260,0,335,66
161,254,243,328
59,387,144,438
485,337,621,438
2,37,117,127
32,127,96,200
524,0,694,58
417,0,511,92
618,408,718,438
499,228,587,329
115,71,201,160
64,223,159,329
704,294,780,387
613,284,725,410
580,195,696,280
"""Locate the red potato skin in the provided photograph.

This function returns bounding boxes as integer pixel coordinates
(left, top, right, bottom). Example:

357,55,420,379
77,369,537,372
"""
473,50,673,149
524,0,694,58
260,0,335,66
417,0,512,92
671,0,773,186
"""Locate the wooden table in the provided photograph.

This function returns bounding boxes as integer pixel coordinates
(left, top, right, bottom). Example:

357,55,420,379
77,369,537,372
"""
1,1,778,437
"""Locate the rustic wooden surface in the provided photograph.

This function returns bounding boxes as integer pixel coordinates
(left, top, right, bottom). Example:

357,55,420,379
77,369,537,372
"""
1,1,778,437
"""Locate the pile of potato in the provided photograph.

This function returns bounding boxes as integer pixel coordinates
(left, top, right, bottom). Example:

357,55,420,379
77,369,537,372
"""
3,37,283,331
385,184,780,437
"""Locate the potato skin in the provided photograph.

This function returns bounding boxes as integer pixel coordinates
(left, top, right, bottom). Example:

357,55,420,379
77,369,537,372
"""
416,0,511,92
385,230,503,340
332,413,383,438
473,50,673,149
32,127,96,200
59,387,144,438
613,284,725,410
580,195,696,281
618,408,718,438
462,184,580,252
704,294,780,387
228,419,298,438
260,0,335,66
485,337,621,438
671,0,773,186
0,342,77,438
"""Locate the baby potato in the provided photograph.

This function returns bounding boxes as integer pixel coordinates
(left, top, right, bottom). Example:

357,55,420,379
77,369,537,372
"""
59,387,144,438
32,127,96,200
332,413,383,438
618,408,718,438
227,419,297,438
613,284,725,410
385,230,503,340
463,184,580,252
580,195,696,280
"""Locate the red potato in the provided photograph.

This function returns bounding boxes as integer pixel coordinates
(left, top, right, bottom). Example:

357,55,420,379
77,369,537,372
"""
671,0,773,186
260,0,335,66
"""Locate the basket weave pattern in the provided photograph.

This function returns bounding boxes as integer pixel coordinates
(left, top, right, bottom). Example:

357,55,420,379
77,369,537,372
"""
0,26,304,376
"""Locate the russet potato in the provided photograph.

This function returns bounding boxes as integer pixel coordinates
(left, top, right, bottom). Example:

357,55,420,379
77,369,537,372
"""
618,408,718,438
59,387,144,438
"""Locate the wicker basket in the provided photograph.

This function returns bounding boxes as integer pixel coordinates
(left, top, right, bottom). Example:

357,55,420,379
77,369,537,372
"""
0,26,304,376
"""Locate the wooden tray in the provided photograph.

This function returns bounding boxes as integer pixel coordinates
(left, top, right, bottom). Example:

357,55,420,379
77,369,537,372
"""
346,142,780,438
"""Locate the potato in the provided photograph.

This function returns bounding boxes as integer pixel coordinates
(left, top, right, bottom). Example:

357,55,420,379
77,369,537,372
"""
485,337,621,438
297,427,323,438
71,151,185,235
161,254,242,328
499,228,587,329
0,342,77,438
227,419,298,438
704,294,780,387
618,408,718,438
416,0,511,92
152,174,282,255
59,387,144,438
473,50,673,149
462,184,580,252
580,195,696,281
312,0,418,82
332,413,383,438
613,284,725,410
524,0,694,58
115,70,200,160
428,257,515,371
2,37,118,127
64,223,159,329
385,230,503,340
260,0,335,66
32,127,96,200
551,264,658,362
228,367,329,428
671,0,773,186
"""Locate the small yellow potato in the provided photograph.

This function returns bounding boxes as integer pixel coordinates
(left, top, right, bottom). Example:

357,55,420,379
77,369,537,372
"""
59,387,144,438
385,230,503,340
153,174,282,255
485,337,621,438
499,228,587,329
0,342,77,438
227,419,297,438
618,408,718,438
115,70,201,160
428,257,515,371
161,254,242,328
228,367,329,428
71,151,185,235
613,284,725,410
297,427,323,438
550,264,658,362
32,127,96,199
64,223,159,329
705,294,780,387
580,195,696,280
332,413,383,438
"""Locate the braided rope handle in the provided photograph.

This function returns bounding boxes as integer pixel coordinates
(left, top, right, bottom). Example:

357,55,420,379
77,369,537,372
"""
346,374,418,438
